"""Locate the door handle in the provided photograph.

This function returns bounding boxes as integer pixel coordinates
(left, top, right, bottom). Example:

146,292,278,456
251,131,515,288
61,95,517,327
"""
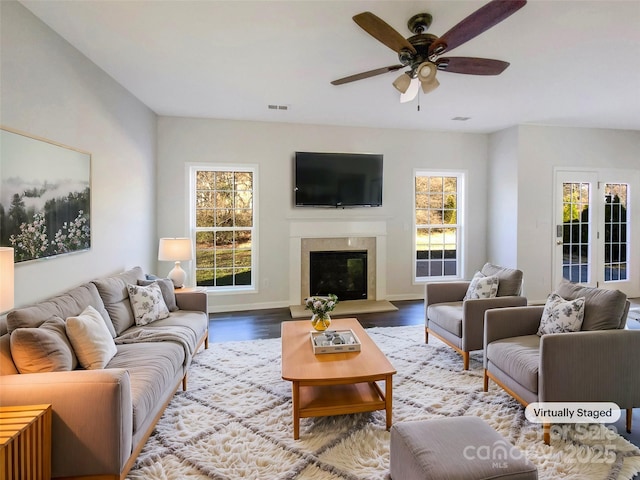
556,240,563,245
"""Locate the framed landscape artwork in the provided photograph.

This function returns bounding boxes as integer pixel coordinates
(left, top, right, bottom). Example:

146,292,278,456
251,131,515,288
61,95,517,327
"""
0,127,91,263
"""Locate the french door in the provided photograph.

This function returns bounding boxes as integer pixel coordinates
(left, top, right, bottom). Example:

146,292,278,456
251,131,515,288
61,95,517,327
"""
553,169,638,296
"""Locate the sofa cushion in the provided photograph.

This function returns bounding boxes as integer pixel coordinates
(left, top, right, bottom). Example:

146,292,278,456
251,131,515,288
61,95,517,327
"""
481,263,523,297
486,334,540,393
427,302,462,337
10,316,78,373
556,280,628,330
107,342,184,434
127,282,170,326
66,306,118,369
537,292,585,336
138,278,178,312
464,271,499,300
92,267,145,335
6,282,115,337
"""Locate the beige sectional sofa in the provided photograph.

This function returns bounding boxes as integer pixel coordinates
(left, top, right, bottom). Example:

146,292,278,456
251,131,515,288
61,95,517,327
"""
0,266,209,479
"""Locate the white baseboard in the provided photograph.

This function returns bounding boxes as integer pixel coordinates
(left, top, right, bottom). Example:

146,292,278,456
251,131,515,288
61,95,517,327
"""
208,300,290,314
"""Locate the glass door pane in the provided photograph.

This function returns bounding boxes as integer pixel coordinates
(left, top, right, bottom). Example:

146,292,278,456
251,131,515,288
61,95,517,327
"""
604,183,628,282
562,182,591,283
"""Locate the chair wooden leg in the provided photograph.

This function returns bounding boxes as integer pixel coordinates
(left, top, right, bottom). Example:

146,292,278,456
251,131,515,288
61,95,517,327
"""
462,352,470,370
543,423,551,445
182,374,187,391
627,408,632,433
483,369,489,392
425,327,429,344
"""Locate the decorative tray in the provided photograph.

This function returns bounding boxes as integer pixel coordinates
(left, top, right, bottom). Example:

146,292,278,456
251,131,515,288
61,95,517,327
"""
310,329,361,354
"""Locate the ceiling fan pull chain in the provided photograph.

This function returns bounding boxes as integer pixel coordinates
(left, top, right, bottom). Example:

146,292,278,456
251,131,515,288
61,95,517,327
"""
417,91,421,111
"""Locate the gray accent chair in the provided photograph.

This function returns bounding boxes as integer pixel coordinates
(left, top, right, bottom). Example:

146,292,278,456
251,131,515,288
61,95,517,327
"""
484,281,638,444
425,263,527,369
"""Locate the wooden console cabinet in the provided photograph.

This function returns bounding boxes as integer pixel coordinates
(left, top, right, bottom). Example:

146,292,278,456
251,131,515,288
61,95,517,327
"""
1,404,52,480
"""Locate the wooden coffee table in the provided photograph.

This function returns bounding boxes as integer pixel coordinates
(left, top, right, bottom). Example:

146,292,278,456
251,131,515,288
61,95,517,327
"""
281,318,396,439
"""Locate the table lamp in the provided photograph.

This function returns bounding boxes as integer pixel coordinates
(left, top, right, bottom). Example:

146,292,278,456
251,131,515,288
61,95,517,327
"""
0,247,15,313
158,238,193,288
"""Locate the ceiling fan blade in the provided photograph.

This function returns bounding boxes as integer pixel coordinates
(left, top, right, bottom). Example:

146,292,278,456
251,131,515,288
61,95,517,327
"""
429,0,526,55
436,57,510,75
331,64,404,85
353,12,417,54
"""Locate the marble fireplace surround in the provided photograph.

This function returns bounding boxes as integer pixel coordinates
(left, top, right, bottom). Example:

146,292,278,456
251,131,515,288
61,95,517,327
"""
288,220,387,305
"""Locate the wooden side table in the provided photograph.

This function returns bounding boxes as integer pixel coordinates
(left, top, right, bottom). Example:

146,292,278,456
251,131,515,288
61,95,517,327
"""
174,286,207,293
0,404,52,480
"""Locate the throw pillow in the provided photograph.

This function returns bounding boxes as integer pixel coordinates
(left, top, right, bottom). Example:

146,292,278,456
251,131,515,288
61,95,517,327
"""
464,271,499,300
537,292,586,336
480,263,523,297
138,278,178,312
66,305,118,369
127,282,170,326
10,316,78,374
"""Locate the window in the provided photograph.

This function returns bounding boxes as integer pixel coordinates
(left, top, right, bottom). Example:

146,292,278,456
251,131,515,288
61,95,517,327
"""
414,172,463,281
604,183,628,281
191,166,256,290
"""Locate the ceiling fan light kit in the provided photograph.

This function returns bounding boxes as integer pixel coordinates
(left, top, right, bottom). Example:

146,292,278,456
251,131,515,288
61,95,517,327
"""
392,72,412,94
421,76,440,94
331,0,527,101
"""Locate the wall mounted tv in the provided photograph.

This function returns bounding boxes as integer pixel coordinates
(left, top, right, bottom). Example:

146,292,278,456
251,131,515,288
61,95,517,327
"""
294,151,383,207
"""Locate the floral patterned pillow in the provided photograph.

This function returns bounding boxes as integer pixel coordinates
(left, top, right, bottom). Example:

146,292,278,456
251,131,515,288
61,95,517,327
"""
537,292,585,336
127,282,170,326
464,271,499,300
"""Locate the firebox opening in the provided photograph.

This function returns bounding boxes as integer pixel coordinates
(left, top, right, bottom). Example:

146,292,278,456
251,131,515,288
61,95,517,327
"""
309,250,367,301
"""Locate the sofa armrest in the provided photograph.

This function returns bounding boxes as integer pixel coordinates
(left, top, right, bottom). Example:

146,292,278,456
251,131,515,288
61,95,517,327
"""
175,289,208,313
539,329,640,407
0,368,133,478
425,282,469,308
484,306,544,346
461,296,528,350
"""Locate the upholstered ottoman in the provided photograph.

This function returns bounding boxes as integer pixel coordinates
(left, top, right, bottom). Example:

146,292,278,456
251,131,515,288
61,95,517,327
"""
390,416,538,480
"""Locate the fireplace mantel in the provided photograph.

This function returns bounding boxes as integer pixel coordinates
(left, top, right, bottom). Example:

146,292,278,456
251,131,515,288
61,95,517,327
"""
288,220,387,305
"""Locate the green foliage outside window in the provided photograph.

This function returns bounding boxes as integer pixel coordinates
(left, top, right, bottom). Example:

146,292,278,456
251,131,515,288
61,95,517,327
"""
194,169,254,288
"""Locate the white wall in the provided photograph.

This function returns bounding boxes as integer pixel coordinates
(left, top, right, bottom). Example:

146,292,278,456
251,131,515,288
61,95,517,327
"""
502,125,640,302
6,0,636,313
1,1,158,307
487,127,519,270
157,116,490,311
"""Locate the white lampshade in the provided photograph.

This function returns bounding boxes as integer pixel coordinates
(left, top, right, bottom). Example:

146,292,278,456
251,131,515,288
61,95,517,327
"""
158,238,193,261
158,238,193,288
0,247,15,312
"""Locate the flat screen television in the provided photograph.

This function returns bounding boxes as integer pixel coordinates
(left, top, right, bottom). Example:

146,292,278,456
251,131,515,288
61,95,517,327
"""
294,151,383,207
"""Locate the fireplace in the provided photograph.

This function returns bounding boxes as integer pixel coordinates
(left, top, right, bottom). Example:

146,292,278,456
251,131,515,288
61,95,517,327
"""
310,250,368,300
288,220,388,305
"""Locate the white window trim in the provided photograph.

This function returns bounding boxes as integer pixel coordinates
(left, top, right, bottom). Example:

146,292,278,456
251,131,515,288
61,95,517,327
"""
187,163,259,294
413,169,465,283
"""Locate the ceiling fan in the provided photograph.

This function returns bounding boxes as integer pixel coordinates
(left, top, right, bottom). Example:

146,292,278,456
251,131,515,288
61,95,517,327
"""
331,0,527,102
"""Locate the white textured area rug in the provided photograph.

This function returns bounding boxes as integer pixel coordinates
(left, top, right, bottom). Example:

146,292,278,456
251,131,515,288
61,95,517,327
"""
127,325,640,480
